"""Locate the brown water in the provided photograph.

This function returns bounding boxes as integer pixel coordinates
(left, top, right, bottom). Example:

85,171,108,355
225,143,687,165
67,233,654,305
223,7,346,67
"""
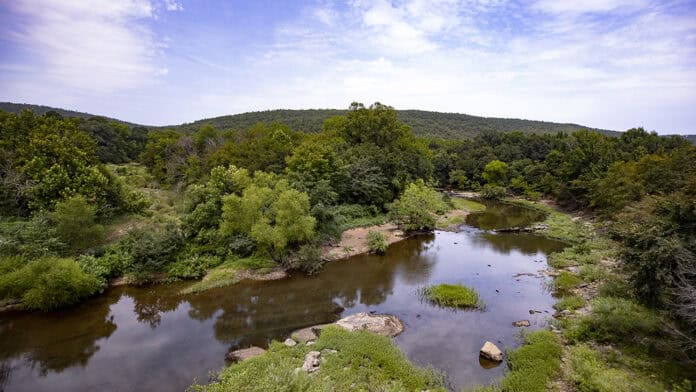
0,204,566,391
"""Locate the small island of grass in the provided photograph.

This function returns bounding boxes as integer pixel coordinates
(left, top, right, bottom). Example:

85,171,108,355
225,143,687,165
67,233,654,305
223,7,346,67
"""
421,283,482,309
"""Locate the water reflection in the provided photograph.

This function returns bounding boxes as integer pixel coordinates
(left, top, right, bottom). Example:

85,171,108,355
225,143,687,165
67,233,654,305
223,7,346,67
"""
0,207,563,392
466,201,546,230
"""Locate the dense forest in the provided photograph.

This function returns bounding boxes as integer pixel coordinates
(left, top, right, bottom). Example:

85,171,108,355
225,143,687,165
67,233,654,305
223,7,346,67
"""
0,102,695,390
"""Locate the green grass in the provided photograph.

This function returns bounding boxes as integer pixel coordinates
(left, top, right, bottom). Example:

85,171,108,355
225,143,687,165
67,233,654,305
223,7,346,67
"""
504,199,590,243
435,213,467,230
450,198,486,212
472,330,563,392
552,271,582,294
366,230,387,254
421,283,482,309
219,256,276,271
554,295,586,311
568,344,665,392
189,326,445,392
181,269,239,294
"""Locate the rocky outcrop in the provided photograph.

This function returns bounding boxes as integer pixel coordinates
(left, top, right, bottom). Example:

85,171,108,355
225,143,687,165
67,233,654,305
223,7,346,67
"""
226,346,266,362
301,351,322,373
335,312,404,337
290,323,333,344
480,341,504,362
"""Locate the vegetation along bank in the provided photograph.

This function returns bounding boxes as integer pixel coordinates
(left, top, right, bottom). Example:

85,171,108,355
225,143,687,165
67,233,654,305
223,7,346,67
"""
0,102,694,390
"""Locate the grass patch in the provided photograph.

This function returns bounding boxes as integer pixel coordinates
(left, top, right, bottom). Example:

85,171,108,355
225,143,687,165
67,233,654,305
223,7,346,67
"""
476,330,563,392
181,269,239,294
450,198,486,212
190,326,445,392
504,199,590,243
421,283,482,309
435,213,467,230
552,271,582,294
554,295,585,311
219,256,276,271
564,297,661,344
568,344,665,392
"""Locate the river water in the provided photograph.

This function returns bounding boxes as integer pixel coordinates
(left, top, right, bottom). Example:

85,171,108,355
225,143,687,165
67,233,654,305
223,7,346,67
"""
0,202,565,391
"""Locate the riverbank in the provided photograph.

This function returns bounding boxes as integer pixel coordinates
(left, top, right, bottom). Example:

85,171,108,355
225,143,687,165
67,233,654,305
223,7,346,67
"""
479,198,695,392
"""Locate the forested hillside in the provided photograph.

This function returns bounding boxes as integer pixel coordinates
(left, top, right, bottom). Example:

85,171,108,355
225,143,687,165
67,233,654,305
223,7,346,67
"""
167,108,619,138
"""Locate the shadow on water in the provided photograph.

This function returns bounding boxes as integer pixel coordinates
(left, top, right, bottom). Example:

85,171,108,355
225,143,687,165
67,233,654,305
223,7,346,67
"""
0,205,566,391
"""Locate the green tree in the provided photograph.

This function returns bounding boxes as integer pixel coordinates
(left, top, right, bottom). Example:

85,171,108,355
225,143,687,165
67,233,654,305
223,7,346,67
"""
389,180,447,232
482,160,509,186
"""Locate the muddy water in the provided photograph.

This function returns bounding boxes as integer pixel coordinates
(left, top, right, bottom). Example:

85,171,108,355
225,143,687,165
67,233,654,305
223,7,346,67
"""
0,204,566,391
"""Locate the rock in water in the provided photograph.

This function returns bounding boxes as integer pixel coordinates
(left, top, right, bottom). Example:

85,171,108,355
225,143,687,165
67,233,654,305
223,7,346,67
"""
480,341,504,362
301,351,322,373
512,319,531,327
226,346,266,362
335,312,404,337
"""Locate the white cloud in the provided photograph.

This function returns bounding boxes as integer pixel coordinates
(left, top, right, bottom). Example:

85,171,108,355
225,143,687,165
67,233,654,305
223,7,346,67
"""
163,0,183,12
532,0,647,14
5,0,176,93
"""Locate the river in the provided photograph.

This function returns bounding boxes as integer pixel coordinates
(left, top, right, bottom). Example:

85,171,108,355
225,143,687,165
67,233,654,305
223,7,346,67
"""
0,202,566,391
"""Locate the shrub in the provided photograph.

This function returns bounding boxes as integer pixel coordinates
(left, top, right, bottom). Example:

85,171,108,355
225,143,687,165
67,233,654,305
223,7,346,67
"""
0,215,66,257
0,257,102,310
366,230,387,254
167,254,222,280
53,196,104,252
480,184,507,200
286,243,324,274
421,283,481,309
118,225,183,279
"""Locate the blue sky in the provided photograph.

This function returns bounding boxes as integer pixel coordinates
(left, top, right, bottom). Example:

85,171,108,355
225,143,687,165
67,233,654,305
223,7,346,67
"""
1,0,695,133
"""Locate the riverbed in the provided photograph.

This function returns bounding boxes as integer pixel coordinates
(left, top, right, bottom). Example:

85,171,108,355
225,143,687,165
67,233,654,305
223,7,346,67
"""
0,203,566,391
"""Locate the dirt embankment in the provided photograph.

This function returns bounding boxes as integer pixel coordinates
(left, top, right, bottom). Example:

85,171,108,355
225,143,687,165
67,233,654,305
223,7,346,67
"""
322,223,408,261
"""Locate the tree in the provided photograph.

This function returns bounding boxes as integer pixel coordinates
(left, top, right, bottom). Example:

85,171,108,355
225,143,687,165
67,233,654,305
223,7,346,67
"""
53,196,104,252
389,180,447,232
220,180,316,259
482,160,509,186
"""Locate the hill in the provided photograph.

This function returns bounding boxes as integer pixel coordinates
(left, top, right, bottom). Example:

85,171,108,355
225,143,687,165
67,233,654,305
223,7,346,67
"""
4,102,696,143
0,102,139,127
166,108,622,139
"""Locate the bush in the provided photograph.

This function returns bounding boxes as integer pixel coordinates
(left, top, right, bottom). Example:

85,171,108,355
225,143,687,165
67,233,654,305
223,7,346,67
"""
480,184,507,200
167,254,222,280
421,283,481,309
118,225,183,279
53,196,104,252
554,295,585,311
0,215,66,257
366,230,387,254
0,257,102,310
286,244,324,274
552,271,582,294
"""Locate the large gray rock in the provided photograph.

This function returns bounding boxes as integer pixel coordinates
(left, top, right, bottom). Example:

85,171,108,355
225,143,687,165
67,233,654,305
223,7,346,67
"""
480,341,503,362
290,324,332,344
335,312,404,337
226,346,266,362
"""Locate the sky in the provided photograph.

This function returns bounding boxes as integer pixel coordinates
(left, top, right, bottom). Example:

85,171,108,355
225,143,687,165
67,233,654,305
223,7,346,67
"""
1,0,695,133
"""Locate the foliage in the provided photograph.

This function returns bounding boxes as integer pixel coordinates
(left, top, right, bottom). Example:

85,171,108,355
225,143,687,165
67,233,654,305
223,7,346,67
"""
52,196,104,252
421,283,481,309
181,269,238,294
366,230,387,254
552,271,582,294
190,326,445,392
220,180,316,259
0,257,102,310
389,180,447,232
117,225,184,280
554,295,585,311
480,184,508,200
285,244,324,274
166,254,222,280
0,215,65,257
482,160,509,185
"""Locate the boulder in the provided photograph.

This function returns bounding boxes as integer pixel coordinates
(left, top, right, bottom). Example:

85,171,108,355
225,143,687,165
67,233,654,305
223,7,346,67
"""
290,324,332,344
301,351,322,373
512,320,530,327
335,312,404,337
480,341,503,362
226,346,266,362
283,338,297,347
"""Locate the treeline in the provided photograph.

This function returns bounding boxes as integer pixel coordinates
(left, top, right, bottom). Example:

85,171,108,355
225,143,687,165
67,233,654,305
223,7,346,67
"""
0,102,694,339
